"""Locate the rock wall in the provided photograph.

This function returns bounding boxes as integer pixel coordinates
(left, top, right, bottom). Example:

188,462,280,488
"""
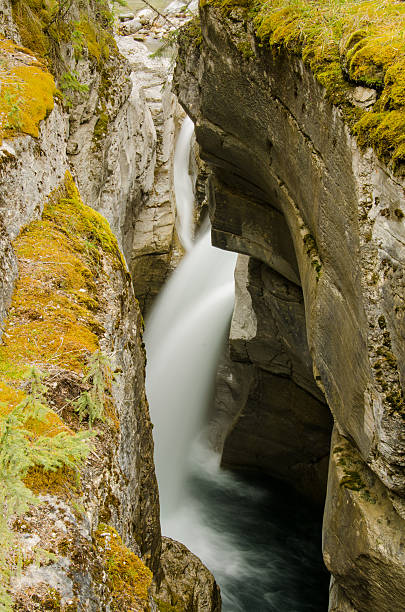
117,36,183,313
175,5,405,610
0,0,183,313
0,1,221,609
1,171,161,609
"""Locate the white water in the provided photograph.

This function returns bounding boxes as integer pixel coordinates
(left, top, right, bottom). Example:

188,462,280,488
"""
144,118,328,611
173,115,195,251
145,117,237,514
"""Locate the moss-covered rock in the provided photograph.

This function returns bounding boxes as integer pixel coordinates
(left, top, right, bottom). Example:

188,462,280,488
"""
95,524,153,611
1,173,161,608
202,0,405,174
0,39,55,140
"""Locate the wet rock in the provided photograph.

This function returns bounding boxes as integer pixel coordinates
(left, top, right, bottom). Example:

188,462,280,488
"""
175,3,405,607
216,255,332,504
138,8,156,25
156,537,221,611
119,18,143,35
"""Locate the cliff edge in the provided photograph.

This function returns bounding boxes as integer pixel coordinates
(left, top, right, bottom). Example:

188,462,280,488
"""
174,1,405,609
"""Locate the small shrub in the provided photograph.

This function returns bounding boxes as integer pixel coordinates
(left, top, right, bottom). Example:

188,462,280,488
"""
74,350,114,427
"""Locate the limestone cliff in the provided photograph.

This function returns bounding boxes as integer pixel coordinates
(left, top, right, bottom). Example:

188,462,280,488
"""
0,1,220,610
175,2,405,610
1,169,161,609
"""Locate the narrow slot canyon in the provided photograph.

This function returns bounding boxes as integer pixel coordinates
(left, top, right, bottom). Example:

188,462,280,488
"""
0,0,404,611
145,114,330,610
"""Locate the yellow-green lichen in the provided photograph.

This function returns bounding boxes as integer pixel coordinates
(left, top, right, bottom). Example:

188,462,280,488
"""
303,232,322,279
11,0,117,85
182,16,203,49
0,171,128,511
95,524,153,611
0,39,55,139
154,599,184,612
0,171,125,391
74,15,112,63
0,170,127,453
93,106,110,143
333,442,376,503
11,0,53,57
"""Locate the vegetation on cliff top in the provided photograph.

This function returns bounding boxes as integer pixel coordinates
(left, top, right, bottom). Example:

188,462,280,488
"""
10,0,118,61
5,0,124,138
202,0,405,173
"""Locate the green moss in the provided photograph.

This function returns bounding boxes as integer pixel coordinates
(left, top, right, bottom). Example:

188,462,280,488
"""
93,106,110,143
334,442,377,502
373,339,404,414
376,345,397,369
25,587,77,612
354,109,405,171
182,16,203,48
303,232,322,279
11,0,51,57
0,40,55,140
154,598,184,612
377,314,386,329
11,0,116,83
203,0,405,173
237,38,254,59
0,170,124,417
95,524,153,610
0,172,127,500
44,171,125,267
339,470,365,491
74,15,112,64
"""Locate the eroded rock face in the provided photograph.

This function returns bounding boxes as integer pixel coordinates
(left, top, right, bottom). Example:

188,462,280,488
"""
175,4,405,608
1,174,161,608
0,219,17,342
0,5,221,609
324,429,405,612
117,36,184,312
0,0,18,40
219,255,332,504
67,50,156,262
0,109,69,241
176,6,405,495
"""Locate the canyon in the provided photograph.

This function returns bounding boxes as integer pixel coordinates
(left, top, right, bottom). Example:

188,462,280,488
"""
0,0,404,610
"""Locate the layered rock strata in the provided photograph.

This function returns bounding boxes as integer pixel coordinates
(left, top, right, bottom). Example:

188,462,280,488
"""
117,35,183,312
175,4,405,610
219,255,332,504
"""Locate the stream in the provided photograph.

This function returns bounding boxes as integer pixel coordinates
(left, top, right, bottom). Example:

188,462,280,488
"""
145,116,329,611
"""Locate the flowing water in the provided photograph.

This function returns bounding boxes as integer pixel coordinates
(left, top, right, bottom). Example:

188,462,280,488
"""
144,229,237,514
173,115,195,251
144,118,329,610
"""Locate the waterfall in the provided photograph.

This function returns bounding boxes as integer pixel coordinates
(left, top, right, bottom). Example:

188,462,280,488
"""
145,116,237,515
144,118,328,611
144,233,237,516
173,115,195,251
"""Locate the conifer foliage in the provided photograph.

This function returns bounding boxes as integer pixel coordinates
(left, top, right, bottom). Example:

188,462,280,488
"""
74,350,114,427
0,367,94,609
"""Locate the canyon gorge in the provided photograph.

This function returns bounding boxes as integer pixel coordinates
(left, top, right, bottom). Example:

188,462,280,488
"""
0,0,404,610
